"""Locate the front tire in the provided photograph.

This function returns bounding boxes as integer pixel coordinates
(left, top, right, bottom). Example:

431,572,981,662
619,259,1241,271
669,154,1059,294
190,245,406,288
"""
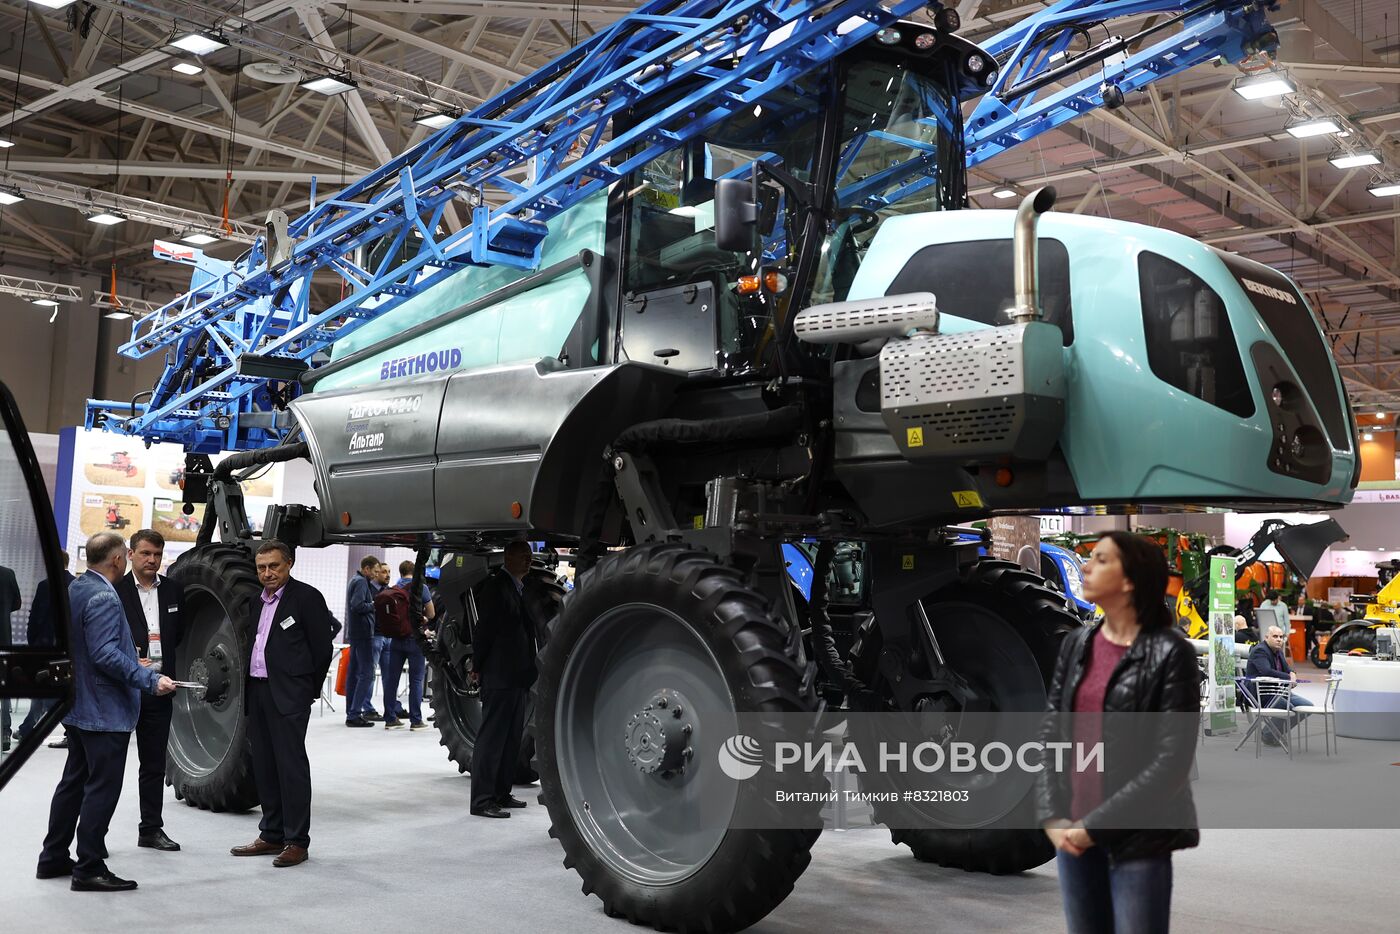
535,543,821,932
165,543,261,812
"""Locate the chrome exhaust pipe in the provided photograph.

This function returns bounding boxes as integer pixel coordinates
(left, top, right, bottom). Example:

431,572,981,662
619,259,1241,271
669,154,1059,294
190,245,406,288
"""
1010,186,1057,324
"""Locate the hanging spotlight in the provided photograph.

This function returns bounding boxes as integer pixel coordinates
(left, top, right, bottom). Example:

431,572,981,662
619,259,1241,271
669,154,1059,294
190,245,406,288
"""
1328,150,1381,169
171,62,204,76
104,310,134,321
181,231,220,245
1284,117,1341,139
413,110,458,130
0,189,24,205
170,32,228,56
30,298,59,307
1368,179,1400,198
991,188,1018,200
28,0,77,8
87,211,127,226
1232,73,1294,100
300,73,357,95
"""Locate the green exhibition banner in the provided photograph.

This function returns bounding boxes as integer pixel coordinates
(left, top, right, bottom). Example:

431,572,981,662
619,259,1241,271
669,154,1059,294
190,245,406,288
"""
1205,555,1238,734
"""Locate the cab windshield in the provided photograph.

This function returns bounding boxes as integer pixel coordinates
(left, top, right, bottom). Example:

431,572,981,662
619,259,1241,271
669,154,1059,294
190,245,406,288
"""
621,51,959,364
812,57,958,305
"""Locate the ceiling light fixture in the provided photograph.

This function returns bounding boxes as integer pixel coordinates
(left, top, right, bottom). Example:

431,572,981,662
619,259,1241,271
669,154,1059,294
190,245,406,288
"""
991,188,1018,200
0,190,23,205
170,32,228,56
1363,432,1375,441
181,231,219,245
30,298,59,307
28,0,77,8
1233,74,1294,100
1369,180,1400,198
171,62,204,76
104,310,133,321
413,110,458,130
1329,151,1381,169
87,211,126,226
1285,117,1341,139
300,73,357,95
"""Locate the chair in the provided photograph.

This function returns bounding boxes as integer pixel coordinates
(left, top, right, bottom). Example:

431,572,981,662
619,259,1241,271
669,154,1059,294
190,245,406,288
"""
1232,678,1295,758
1292,677,1340,756
1252,678,1296,758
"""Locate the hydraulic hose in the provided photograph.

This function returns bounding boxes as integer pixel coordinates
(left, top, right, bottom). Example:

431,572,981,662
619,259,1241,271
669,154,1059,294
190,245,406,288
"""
212,441,310,480
611,404,803,453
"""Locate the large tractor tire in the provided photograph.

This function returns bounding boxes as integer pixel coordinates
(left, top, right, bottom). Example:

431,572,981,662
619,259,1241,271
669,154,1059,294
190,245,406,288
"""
534,543,822,932
164,543,261,812
433,569,564,784
851,558,1080,874
1314,621,1376,668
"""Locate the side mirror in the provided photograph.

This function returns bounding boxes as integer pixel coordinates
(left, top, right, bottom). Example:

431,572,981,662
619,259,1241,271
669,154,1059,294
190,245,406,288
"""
0,381,73,790
714,177,759,252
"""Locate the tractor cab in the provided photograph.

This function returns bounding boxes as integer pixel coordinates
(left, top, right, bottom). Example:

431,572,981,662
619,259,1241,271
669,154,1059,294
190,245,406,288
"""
615,22,991,375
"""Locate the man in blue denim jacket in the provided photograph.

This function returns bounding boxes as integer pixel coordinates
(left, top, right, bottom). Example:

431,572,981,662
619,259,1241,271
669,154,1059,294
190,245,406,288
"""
37,532,175,892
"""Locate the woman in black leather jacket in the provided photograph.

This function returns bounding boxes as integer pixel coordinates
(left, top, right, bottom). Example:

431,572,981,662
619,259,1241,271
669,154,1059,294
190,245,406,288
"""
1037,530,1200,934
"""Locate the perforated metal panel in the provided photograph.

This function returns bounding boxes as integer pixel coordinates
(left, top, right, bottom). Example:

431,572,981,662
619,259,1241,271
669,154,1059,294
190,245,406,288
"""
878,322,1066,461
793,292,939,345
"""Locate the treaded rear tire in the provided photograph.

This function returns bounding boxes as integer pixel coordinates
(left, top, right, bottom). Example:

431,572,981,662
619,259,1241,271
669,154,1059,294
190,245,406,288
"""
165,543,261,813
854,558,1080,874
535,543,821,932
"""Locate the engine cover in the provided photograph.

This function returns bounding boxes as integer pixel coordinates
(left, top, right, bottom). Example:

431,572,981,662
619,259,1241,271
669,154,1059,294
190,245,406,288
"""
880,321,1066,461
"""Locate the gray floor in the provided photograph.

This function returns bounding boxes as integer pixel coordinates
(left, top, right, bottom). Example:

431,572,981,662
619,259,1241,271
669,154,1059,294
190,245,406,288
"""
1,688,1392,933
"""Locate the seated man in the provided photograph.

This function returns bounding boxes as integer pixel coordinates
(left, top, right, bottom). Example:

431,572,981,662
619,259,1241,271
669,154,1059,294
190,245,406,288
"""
1233,615,1258,645
1245,625,1309,744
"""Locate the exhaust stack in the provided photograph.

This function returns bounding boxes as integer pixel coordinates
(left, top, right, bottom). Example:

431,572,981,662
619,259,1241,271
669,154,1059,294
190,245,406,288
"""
1010,186,1057,324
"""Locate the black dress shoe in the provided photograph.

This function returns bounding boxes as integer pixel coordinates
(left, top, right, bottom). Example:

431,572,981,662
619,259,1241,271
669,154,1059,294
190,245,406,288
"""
497,795,527,809
48,737,69,749
137,830,181,851
71,872,138,892
36,860,75,879
345,717,373,728
470,805,510,819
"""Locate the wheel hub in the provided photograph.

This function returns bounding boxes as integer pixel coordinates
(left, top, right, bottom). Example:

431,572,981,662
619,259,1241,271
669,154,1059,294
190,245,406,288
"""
624,691,694,777
195,646,232,707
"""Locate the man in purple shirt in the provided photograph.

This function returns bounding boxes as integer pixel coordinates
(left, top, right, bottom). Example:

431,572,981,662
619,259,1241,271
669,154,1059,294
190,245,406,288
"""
230,541,336,868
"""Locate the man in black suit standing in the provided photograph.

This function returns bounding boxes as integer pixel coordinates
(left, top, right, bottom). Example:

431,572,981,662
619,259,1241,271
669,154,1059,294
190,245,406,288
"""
230,540,335,867
470,541,537,819
115,530,185,852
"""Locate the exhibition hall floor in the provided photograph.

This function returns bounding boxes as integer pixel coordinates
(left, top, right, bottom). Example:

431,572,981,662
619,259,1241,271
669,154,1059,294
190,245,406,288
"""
1,694,1390,933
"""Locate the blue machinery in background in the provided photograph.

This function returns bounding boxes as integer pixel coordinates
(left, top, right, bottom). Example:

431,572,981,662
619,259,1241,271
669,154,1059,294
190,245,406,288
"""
86,0,1280,453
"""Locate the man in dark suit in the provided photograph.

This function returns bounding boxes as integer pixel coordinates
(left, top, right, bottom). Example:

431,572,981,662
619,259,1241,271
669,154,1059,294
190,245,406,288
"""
115,529,186,852
37,532,174,892
470,541,537,819
230,540,335,867
1246,625,1310,743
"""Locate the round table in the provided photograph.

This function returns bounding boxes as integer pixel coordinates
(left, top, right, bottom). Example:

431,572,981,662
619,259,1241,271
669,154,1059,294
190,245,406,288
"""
1331,656,1400,740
